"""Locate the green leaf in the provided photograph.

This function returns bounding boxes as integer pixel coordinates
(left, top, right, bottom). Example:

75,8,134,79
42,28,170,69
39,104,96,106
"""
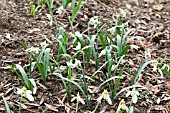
133,60,157,84
2,96,11,113
116,34,122,52
62,0,70,9
36,62,46,82
38,49,45,63
95,76,122,92
43,48,50,78
57,39,67,54
105,32,114,45
17,41,28,49
112,64,126,96
99,33,106,49
16,64,29,88
72,0,82,23
30,62,36,72
162,68,170,78
29,78,37,94
120,45,130,56
128,106,134,113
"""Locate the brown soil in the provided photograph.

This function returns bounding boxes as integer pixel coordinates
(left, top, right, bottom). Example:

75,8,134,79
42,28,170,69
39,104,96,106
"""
0,0,170,113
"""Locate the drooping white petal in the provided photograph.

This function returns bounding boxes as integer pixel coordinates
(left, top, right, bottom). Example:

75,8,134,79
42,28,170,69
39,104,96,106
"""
74,59,82,67
106,95,112,105
79,98,85,105
73,42,81,50
132,95,138,103
121,104,128,111
97,94,103,102
17,88,23,95
135,91,139,96
26,91,34,101
99,49,106,57
126,91,131,97
71,97,77,102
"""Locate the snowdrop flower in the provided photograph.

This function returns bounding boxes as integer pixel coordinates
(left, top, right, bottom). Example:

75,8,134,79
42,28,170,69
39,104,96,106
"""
144,49,151,59
99,49,106,57
56,6,65,14
89,16,100,28
107,26,116,35
58,27,65,35
119,8,128,18
126,88,139,104
151,61,158,72
40,41,48,48
58,35,63,39
73,42,81,50
66,58,82,68
17,87,34,101
25,47,40,54
71,92,85,104
74,59,82,67
99,47,112,57
116,99,128,113
130,45,140,50
97,89,112,105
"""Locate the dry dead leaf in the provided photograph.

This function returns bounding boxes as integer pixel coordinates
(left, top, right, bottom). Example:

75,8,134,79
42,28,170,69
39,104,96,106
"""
37,81,47,90
153,4,164,11
44,103,58,112
145,81,161,94
65,103,71,113
165,81,170,91
0,84,4,92
166,101,170,112
157,97,161,104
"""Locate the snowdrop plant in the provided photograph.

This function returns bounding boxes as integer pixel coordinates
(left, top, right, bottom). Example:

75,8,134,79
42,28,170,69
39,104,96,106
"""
97,89,112,105
91,89,112,113
35,41,51,83
126,87,139,104
89,16,100,28
71,92,85,113
10,64,37,95
66,58,82,68
151,59,170,78
2,96,11,113
17,87,35,101
116,99,128,113
107,9,144,61
56,27,69,61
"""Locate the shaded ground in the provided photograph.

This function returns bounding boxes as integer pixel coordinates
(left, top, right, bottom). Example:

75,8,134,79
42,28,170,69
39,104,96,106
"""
0,0,170,113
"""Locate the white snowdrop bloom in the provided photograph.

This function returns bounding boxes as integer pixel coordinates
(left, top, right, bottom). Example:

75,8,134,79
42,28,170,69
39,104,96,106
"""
126,88,139,104
74,58,82,67
73,42,81,50
58,35,63,39
40,41,48,48
107,26,116,35
97,89,112,105
71,92,85,104
17,87,34,101
25,47,40,54
116,99,128,113
66,59,82,68
144,49,151,59
89,16,100,28
56,6,65,14
99,49,106,57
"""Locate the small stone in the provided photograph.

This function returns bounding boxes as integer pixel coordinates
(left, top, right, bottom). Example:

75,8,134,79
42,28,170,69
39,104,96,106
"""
153,4,164,11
